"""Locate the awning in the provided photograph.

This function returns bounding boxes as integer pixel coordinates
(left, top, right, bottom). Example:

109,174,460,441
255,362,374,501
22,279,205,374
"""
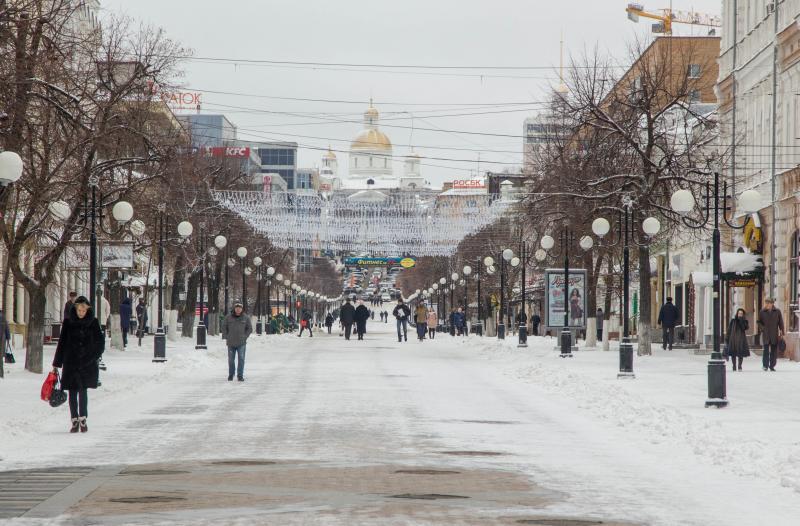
720,252,764,280
691,271,713,287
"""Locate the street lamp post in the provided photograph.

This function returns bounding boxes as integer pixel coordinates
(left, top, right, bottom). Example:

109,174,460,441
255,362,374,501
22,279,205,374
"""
498,249,515,340
237,247,247,308
153,205,167,361
450,272,459,336
592,200,661,378
539,230,593,357
671,172,762,407
439,277,447,331
253,256,263,335
463,266,472,334
266,267,275,333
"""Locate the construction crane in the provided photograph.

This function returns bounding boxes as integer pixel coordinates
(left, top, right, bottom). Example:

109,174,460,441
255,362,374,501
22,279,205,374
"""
626,3,722,35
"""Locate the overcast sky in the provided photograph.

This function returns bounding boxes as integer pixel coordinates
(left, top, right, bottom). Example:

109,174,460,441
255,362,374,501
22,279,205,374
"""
101,0,723,186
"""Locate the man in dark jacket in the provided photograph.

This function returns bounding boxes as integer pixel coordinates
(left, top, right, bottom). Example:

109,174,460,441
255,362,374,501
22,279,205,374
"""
222,301,252,381
298,309,313,338
393,299,411,342
119,297,132,348
758,298,784,371
657,297,680,350
63,291,77,322
531,312,541,336
354,301,370,340
596,308,604,342
325,313,334,334
340,299,356,340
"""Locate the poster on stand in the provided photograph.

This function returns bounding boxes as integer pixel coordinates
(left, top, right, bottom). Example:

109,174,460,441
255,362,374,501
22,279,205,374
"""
544,268,587,330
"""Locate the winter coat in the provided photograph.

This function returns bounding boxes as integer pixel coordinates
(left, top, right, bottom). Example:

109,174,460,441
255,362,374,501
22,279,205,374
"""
516,311,528,324
52,308,105,391
726,318,750,358
354,305,370,323
340,303,356,324
325,314,334,326
596,311,604,331
658,302,680,328
222,312,252,348
119,298,132,331
414,306,427,324
453,312,466,328
393,304,410,320
63,300,74,322
136,302,148,323
301,310,312,322
531,314,541,326
426,310,437,327
758,307,785,345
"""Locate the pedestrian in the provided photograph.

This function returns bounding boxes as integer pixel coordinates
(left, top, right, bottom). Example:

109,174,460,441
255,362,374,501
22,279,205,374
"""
393,299,410,342
383,310,388,323
757,298,784,372
414,302,427,341
531,311,541,336
354,300,370,340
454,307,467,336
340,299,356,340
51,296,104,433
99,295,111,333
63,291,77,321
0,307,10,361
325,312,334,334
448,309,457,336
657,297,679,350
298,308,313,337
726,308,750,371
371,310,375,321
222,301,252,382
119,297,132,348
426,308,437,339
135,298,148,335
596,308,604,342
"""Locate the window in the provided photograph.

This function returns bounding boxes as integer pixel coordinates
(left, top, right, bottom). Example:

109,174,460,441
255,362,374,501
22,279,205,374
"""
688,89,701,102
687,64,702,78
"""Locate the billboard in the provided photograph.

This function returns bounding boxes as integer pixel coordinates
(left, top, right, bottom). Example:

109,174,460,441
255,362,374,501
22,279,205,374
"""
203,146,250,158
452,178,486,189
544,268,587,329
344,257,415,267
65,242,134,270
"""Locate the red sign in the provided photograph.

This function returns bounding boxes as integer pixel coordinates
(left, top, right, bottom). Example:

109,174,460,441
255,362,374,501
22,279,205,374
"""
161,91,202,110
195,305,209,316
203,146,251,158
262,174,272,194
452,179,485,189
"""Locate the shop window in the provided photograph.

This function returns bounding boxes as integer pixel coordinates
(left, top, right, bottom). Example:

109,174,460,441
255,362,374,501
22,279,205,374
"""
790,230,799,331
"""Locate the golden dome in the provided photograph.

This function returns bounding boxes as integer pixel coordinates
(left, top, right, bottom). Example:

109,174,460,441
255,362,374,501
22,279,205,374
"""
323,147,337,159
351,129,392,151
365,106,379,118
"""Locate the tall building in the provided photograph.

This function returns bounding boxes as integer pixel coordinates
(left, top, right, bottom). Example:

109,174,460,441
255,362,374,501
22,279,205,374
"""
718,1,800,352
178,114,237,148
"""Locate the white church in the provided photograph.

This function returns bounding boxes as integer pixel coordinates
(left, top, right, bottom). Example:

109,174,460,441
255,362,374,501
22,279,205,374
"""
317,103,430,194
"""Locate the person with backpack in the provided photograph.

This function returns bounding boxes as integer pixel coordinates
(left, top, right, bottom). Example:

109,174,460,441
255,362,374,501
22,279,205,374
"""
51,296,104,433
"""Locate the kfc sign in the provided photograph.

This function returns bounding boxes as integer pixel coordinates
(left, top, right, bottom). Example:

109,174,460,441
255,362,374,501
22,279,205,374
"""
204,147,251,158
452,179,486,189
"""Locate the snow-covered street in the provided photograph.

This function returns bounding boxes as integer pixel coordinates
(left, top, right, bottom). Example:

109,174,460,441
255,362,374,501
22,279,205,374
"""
3,319,800,525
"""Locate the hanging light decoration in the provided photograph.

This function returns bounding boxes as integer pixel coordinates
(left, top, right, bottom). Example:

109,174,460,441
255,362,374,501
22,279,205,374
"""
212,190,511,256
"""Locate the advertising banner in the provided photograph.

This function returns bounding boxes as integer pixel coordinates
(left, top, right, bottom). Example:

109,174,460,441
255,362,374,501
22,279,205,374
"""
344,256,415,267
544,268,587,330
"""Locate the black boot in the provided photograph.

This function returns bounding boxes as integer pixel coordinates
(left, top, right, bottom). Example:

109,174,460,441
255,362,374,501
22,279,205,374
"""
70,418,79,433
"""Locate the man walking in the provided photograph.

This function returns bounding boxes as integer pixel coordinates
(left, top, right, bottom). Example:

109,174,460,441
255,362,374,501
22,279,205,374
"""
222,301,252,382
63,291,77,321
354,300,370,340
657,297,679,351
340,298,356,340
135,298,148,335
119,297,132,348
393,299,411,342
758,298,784,371
531,311,541,336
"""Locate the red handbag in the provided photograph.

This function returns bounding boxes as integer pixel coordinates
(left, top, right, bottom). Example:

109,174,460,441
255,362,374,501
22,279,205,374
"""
41,371,57,402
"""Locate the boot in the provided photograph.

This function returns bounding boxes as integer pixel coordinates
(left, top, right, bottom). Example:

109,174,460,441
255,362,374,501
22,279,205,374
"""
70,418,79,433
79,417,87,433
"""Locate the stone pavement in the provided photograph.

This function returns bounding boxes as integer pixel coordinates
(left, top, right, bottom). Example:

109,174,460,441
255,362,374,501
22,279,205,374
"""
2,458,636,525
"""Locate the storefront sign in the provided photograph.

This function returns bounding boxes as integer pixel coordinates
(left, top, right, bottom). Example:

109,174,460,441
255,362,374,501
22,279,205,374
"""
204,146,250,158
452,179,486,189
728,278,757,287
544,268,587,329
344,257,414,267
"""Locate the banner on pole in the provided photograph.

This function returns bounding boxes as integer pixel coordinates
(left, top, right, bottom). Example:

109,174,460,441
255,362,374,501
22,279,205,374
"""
544,268,587,330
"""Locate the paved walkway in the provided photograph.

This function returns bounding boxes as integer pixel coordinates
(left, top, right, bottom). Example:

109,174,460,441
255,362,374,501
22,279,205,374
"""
0,321,795,524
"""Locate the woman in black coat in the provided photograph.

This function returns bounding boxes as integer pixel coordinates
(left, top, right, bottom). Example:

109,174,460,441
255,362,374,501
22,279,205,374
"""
726,308,750,371
52,296,104,433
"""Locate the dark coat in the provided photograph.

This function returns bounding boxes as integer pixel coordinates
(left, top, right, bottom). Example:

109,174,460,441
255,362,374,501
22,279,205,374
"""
726,318,750,358
53,308,104,391
453,311,466,328
354,305,370,323
340,303,356,324
392,304,410,320
119,298,132,331
531,314,541,326
516,311,528,324
758,307,784,345
136,302,148,323
325,314,334,326
658,302,680,328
